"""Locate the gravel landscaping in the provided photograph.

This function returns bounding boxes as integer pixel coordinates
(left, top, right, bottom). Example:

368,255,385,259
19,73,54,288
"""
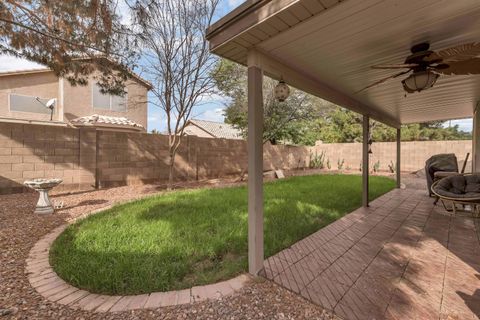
0,176,341,320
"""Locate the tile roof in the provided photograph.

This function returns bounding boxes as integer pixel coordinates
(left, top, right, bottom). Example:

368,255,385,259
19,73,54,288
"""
70,114,144,130
186,119,243,139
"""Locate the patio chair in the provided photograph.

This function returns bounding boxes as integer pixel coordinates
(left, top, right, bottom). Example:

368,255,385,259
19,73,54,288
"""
431,173,480,217
425,153,470,198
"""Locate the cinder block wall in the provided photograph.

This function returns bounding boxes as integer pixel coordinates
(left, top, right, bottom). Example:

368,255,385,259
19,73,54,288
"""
0,122,473,194
313,140,472,172
95,131,310,188
0,123,310,193
0,123,95,194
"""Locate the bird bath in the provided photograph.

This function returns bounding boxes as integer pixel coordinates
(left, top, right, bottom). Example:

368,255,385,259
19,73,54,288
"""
24,179,63,215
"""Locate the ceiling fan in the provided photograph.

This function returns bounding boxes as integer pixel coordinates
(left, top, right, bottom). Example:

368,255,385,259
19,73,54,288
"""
357,42,480,94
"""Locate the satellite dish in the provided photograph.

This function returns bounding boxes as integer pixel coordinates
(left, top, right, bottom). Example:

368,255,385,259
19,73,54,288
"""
35,97,56,121
46,98,56,108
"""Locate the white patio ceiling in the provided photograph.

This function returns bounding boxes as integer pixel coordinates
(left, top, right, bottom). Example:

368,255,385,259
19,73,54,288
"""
207,0,480,127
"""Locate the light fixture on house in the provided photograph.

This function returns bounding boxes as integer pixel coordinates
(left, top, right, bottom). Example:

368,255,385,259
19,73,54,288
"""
275,78,290,102
401,70,439,93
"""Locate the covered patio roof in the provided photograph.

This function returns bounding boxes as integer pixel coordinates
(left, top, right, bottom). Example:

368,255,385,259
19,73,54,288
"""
207,0,480,127
207,0,480,280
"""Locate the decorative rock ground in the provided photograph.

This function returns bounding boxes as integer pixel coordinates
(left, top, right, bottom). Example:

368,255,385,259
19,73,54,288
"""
2,176,338,320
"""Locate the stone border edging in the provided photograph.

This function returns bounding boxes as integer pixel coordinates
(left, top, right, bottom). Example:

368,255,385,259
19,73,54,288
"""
26,224,251,313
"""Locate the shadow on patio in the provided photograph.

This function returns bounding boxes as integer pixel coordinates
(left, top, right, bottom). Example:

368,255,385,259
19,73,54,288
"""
261,180,480,320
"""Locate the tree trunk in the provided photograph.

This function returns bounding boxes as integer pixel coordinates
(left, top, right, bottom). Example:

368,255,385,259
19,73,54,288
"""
167,151,175,190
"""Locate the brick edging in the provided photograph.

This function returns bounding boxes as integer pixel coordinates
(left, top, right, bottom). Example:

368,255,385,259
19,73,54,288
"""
26,224,251,313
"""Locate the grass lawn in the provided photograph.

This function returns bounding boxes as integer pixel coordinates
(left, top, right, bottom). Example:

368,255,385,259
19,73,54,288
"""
50,174,395,295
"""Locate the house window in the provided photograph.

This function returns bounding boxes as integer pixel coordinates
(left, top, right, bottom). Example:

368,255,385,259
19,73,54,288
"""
92,83,127,112
9,94,52,114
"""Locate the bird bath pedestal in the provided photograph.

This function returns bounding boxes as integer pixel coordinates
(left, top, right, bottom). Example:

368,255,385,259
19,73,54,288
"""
24,179,62,215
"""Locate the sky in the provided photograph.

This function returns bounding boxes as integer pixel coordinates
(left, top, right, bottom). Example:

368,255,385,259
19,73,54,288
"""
145,0,244,132
0,0,473,133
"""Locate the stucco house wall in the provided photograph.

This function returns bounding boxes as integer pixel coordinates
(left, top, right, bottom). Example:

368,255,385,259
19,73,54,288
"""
0,70,149,128
62,75,148,128
0,71,59,122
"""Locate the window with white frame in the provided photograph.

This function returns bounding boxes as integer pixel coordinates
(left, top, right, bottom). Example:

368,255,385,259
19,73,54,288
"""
9,94,52,114
92,83,127,111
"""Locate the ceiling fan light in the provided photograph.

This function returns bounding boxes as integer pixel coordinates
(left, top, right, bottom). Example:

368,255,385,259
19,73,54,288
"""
402,70,439,93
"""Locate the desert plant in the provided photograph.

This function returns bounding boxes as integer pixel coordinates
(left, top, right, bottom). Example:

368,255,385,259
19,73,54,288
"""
326,158,331,170
388,160,397,173
373,160,381,173
337,159,345,170
309,150,326,169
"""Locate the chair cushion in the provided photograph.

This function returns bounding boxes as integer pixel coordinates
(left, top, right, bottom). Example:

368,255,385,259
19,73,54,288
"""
434,171,458,179
465,175,480,193
450,175,466,193
433,174,480,200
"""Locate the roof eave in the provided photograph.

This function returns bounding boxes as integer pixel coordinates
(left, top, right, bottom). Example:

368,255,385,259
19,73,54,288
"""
0,60,153,90
72,122,145,132
206,0,270,40
0,68,51,77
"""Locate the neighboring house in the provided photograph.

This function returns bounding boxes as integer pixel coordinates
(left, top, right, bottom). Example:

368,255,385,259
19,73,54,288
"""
183,119,243,139
0,66,152,132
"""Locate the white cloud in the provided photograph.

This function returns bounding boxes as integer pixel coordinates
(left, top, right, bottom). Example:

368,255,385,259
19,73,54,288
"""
196,107,225,123
443,118,473,132
197,93,229,106
0,55,45,72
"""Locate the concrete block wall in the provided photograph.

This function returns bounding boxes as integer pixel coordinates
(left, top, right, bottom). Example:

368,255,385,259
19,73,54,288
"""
95,132,309,187
96,131,176,187
0,121,473,194
314,140,472,173
0,123,93,194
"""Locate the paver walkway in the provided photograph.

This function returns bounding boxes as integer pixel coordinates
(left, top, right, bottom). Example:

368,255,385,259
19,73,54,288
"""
262,188,480,320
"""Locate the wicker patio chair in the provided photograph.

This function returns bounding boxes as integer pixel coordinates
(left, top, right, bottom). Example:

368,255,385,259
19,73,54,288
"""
425,153,470,197
431,173,480,217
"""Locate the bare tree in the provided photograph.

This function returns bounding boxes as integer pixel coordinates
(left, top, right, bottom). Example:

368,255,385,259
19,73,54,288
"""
0,0,138,94
133,0,220,189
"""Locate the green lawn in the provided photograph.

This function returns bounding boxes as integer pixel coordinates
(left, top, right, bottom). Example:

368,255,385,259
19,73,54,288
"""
50,174,395,295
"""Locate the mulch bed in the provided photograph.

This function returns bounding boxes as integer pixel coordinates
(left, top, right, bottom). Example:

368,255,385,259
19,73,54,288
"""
0,177,339,319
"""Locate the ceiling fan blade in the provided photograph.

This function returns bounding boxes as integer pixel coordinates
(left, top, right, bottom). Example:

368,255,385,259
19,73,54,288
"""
355,69,411,93
433,58,480,75
371,63,418,69
426,42,480,62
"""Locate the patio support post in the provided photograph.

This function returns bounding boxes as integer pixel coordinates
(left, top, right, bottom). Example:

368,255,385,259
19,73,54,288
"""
473,103,480,172
247,50,264,275
362,115,369,207
396,128,401,188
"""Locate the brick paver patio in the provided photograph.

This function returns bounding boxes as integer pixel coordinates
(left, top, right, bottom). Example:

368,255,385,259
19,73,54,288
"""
262,188,480,320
